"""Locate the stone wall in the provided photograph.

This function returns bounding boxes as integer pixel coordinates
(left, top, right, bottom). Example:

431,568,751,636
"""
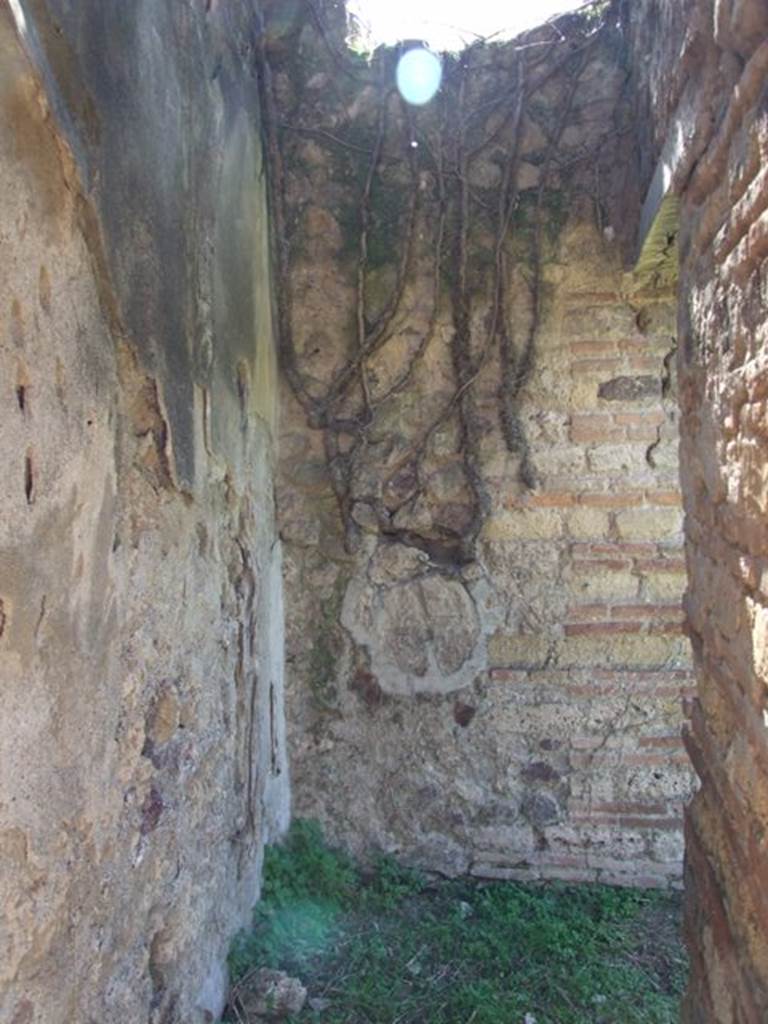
0,4,288,1023
6,0,766,1016
625,0,768,1018
270,2,696,886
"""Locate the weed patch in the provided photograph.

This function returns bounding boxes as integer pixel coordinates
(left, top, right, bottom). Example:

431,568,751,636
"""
225,821,686,1023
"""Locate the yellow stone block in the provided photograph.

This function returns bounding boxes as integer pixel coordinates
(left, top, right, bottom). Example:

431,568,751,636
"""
615,507,683,541
487,633,552,669
566,507,611,540
483,508,563,542
642,570,687,601
557,633,690,669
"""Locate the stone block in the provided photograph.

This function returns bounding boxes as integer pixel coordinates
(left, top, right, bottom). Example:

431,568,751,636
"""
568,566,640,603
472,824,536,856
558,634,689,670
566,507,612,539
487,633,552,669
570,376,604,408
598,375,661,401
642,568,688,601
368,542,429,585
522,792,562,826
587,443,651,474
483,508,563,541
616,507,684,542
402,833,471,877
530,445,590,478
470,864,539,881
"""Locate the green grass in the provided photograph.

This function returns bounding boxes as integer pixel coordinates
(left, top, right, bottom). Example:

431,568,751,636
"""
225,820,687,1024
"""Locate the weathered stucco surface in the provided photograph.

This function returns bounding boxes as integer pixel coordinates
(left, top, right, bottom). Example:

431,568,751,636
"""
0,4,288,1023
625,0,768,1018
269,2,696,887
3,0,768,1017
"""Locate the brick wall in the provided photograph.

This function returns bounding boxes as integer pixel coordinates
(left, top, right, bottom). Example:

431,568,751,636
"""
680,32,768,1024
477,275,692,885
626,0,768,1017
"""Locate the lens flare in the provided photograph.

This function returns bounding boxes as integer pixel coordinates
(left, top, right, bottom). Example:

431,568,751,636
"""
396,48,442,105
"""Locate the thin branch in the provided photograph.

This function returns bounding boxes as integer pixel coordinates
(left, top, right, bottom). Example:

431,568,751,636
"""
254,2,317,420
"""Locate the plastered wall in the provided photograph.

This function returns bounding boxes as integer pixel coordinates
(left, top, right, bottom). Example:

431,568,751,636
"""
0,4,288,1022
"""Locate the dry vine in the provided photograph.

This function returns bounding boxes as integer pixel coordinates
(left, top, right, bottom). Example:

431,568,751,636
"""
256,0,619,561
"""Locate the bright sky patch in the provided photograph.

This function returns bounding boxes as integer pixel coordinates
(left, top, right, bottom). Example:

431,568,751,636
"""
348,0,574,51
